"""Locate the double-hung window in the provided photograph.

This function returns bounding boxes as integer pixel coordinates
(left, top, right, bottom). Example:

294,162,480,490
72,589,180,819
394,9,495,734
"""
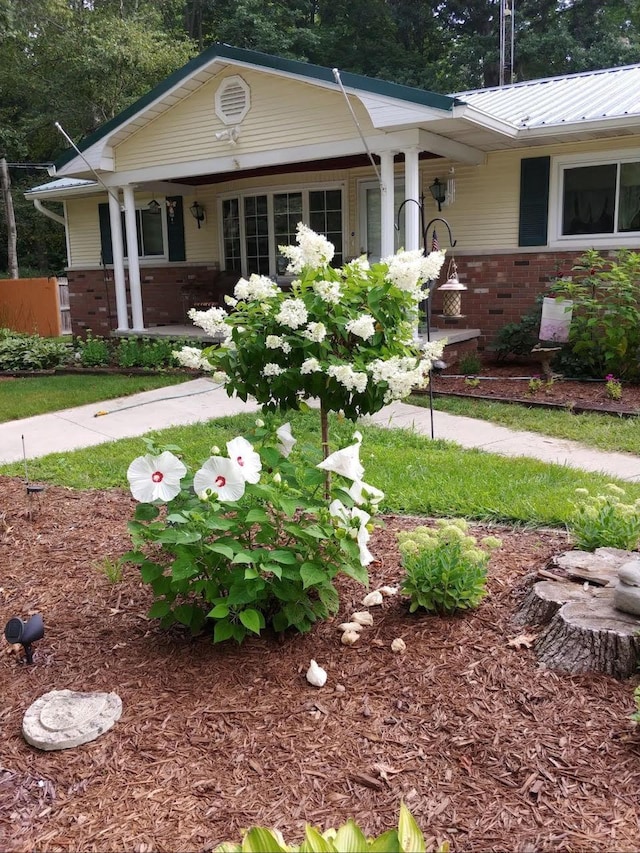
221,186,344,277
122,208,166,259
551,151,640,246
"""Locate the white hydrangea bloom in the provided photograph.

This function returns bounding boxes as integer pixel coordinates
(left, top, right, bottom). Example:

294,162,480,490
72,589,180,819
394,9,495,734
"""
301,357,322,374
172,346,212,372
233,274,280,302
279,223,335,273
422,339,447,361
263,363,284,377
224,294,238,307
275,298,308,329
266,335,283,349
313,279,342,304
303,322,327,342
327,364,368,394
187,306,232,340
368,350,445,402
383,248,446,300
212,370,230,385
345,255,370,274
346,314,376,340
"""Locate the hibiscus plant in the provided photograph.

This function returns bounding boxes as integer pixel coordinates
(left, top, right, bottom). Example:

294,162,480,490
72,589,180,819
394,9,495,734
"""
125,422,383,642
125,225,446,642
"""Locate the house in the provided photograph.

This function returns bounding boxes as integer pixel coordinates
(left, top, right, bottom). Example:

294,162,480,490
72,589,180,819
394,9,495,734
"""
26,44,640,351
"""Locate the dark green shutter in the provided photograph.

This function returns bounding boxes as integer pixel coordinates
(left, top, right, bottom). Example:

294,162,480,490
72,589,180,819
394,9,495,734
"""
166,195,186,262
98,203,113,264
518,156,550,246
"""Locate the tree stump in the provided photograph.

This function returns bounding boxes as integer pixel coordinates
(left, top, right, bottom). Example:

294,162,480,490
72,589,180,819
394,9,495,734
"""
535,598,640,679
514,580,598,626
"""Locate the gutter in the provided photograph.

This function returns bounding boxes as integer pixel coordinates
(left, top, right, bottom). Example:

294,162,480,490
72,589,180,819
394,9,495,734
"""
32,198,65,225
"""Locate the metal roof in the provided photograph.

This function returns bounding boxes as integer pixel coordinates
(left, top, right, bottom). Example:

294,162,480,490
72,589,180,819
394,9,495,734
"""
454,64,640,129
26,177,96,193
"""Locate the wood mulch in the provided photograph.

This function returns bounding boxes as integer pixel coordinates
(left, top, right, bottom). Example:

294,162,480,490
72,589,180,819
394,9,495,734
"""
431,361,640,416
2,476,640,852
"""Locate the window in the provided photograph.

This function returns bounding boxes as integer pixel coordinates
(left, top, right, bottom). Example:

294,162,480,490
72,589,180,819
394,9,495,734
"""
552,152,640,245
220,186,344,277
359,180,406,262
122,208,165,259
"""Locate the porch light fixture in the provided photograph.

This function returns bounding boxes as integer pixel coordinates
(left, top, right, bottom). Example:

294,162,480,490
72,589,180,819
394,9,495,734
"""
190,201,205,228
147,199,161,214
438,260,467,317
429,178,446,211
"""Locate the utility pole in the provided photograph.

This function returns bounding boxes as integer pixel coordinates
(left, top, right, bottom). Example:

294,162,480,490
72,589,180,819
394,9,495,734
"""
0,156,19,278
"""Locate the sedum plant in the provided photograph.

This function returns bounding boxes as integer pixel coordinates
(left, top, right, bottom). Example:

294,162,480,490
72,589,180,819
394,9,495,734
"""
569,484,640,552
398,519,501,614
124,421,384,642
215,801,447,852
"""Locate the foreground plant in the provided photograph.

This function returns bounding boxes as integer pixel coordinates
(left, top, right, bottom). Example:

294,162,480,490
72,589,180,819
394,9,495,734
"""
398,519,501,614
215,801,446,853
605,374,622,401
125,422,383,642
569,484,640,551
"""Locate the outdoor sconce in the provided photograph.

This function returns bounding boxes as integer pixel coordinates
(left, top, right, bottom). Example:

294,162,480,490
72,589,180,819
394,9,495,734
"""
438,262,467,317
5,613,44,664
190,201,205,229
429,178,447,211
147,199,162,214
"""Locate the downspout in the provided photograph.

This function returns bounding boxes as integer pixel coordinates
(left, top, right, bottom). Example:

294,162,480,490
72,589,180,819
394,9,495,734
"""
32,198,65,225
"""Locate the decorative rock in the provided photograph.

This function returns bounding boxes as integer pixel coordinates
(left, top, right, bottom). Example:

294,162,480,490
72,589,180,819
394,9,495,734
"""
362,591,384,607
378,586,399,597
341,631,360,646
22,689,122,751
338,621,364,633
618,561,640,587
391,638,406,654
306,660,327,688
614,585,640,616
351,611,374,627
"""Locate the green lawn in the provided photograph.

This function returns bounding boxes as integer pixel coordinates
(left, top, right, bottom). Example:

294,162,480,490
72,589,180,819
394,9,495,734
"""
2,409,639,528
0,373,191,423
410,394,640,455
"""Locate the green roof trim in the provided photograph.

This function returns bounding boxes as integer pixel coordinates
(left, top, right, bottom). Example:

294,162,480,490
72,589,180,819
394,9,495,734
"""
54,43,461,170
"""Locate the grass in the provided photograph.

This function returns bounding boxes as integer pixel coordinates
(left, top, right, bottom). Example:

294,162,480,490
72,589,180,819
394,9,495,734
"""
410,394,640,455
2,409,639,528
0,373,191,423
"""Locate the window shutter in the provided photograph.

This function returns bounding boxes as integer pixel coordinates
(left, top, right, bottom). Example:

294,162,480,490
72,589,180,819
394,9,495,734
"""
98,203,113,265
518,156,550,246
166,195,186,262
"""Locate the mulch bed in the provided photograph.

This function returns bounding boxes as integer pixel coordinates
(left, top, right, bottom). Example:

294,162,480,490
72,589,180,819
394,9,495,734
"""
431,362,640,416
2,475,640,852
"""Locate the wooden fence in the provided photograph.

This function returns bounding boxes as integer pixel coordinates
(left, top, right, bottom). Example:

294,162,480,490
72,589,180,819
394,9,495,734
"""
0,277,63,337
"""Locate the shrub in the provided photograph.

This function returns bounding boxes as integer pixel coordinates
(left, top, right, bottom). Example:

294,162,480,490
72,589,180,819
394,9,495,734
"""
215,802,446,853
398,519,501,614
124,421,382,642
548,249,640,380
0,331,70,370
75,332,111,367
115,336,185,369
568,484,640,552
457,352,482,375
491,295,544,361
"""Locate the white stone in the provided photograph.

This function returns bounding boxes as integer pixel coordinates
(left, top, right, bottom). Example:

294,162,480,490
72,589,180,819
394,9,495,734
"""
362,590,384,607
22,689,122,751
351,611,374,627
618,560,640,587
391,637,406,653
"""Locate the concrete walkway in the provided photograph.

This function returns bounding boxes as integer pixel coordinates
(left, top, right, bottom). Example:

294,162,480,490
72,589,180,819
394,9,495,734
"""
1,378,639,483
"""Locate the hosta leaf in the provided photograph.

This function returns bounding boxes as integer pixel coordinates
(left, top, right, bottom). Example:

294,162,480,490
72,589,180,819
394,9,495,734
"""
333,820,368,853
368,830,400,852
299,825,335,852
241,827,288,853
397,802,425,853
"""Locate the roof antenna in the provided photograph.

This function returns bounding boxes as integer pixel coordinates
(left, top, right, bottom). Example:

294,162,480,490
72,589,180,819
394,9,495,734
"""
332,69,382,189
54,122,123,208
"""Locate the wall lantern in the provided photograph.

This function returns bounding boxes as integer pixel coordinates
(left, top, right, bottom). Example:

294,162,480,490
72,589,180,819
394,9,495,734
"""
190,201,206,228
147,199,162,214
438,261,467,317
429,178,447,211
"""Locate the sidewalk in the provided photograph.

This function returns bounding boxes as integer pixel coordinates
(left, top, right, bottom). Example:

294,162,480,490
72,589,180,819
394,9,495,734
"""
1,378,640,483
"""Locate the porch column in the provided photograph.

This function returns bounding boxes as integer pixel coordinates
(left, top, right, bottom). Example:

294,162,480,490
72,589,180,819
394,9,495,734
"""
122,185,145,331
108,190,129,331
379,151,395,258
403,148,421,252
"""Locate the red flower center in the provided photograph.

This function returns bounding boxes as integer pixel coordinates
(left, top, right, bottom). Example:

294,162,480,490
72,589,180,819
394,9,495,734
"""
151,471,164,483
215,475,226,487
236,456,244,467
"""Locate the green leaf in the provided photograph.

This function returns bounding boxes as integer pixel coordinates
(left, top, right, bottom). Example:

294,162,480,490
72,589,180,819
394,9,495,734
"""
206,542,235,560
140,561,164,583
260,562,283,578
166,512,189,524
300,825,335,853
279,497,301,517
268,550,298,564
397,802,425,853
333,820,368,853
135,503,160,521
241,827,288,853
232,551,256,565
245,508,270,523
171,558,199,582
300,563,329,589
173,604,196,627
239,608,263,635
368,830,400,852
213,619,235,643
207,603,230,619
244,567,260,579
121,550,145,565
147,599,171,619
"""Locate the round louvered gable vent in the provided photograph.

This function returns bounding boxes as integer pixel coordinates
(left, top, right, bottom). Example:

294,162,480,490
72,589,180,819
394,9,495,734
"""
215,76,250,125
